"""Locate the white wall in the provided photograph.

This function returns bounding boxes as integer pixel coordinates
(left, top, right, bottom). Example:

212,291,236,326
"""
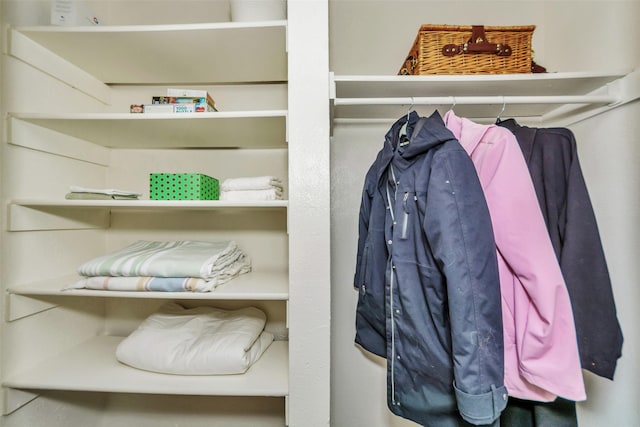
570,101,640,426
329,0,640,75
331,122,420,427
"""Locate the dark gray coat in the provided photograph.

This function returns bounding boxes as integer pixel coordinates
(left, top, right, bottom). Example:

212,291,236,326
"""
354,111,507,427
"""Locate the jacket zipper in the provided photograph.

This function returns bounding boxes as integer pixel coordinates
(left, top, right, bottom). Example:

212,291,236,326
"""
385,175,417,407
386,167,398,406
389,259,397,405
401,192,409,239
360,246,369,295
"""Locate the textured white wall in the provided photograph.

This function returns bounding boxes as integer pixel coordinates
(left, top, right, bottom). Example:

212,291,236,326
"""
331,122,420,427
570,101,640,427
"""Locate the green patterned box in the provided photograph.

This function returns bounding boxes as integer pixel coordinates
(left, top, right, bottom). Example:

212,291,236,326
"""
150,173,219,200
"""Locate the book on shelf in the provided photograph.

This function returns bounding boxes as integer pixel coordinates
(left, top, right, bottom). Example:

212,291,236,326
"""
129,88,218,114
167,88,211,98
152,96,217,111
166,88,217,110
130,103,215,113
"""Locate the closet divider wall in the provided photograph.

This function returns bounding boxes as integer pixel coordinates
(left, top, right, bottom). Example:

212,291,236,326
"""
0,1,330,426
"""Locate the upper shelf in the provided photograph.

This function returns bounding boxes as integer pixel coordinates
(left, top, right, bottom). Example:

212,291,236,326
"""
330,70,639,125
7,200,288,232
8,21,288,85
8,111,288,149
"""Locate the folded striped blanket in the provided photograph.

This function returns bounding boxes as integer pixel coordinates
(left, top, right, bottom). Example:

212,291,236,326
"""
77,240,249,280
70,276,216,292
69,255,251,292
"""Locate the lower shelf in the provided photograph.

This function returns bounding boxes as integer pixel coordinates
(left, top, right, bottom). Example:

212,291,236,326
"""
3,336,288,397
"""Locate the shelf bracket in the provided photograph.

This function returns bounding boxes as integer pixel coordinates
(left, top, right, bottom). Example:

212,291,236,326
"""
7,116,111,166
329,71,336,136
5,294,58,322
7,204,110,232
7,27,111,105
2,388,40,415
285,394,290,426
543,68,640,125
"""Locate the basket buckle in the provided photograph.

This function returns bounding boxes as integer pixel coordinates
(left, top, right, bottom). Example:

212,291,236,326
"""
442,44,462,56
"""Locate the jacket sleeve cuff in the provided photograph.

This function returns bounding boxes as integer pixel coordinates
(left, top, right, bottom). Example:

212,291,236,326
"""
454,383,508,425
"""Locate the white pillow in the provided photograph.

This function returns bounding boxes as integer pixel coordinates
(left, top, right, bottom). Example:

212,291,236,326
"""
116,302,274,375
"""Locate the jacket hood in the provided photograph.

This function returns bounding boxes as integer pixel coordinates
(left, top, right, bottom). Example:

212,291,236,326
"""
386,110,458,158
376,110,458,183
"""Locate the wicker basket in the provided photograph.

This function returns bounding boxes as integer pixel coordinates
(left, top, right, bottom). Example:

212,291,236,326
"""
398,24,536,75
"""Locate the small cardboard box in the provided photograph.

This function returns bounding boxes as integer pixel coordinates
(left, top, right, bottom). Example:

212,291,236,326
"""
150,173,219,200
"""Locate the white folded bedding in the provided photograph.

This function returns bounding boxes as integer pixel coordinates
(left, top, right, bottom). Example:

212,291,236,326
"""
116,303,274,375
220,176,283,191
220,188,283,201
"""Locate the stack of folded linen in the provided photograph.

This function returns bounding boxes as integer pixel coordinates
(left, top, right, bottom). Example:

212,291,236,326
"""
116,302,274,375
219,176,284,201
68,240,251,292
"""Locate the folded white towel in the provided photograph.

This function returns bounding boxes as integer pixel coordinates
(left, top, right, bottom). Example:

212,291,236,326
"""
220,188,283,201
221,176,283,191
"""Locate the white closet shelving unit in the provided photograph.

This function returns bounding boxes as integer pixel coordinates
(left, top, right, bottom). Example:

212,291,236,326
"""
2,19,292,421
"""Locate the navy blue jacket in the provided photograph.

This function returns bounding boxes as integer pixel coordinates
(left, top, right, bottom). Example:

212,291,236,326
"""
354,111,507,426
498,119,623,379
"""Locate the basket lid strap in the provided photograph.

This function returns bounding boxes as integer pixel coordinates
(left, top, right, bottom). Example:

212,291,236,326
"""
470,25,488,44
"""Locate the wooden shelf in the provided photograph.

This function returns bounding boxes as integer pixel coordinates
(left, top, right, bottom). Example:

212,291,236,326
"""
7,270,289,301
330,71,633,124
8,111,288,149
3,336,288,397
9,21,288,84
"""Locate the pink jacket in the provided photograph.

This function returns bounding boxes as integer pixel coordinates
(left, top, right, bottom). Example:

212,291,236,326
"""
443,110,586,402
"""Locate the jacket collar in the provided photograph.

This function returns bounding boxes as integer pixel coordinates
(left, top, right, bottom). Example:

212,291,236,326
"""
496,118,538,163
443,110,492,155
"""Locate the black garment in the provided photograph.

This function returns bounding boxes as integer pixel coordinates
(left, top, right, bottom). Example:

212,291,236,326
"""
500,398,578,427
497,118,623,379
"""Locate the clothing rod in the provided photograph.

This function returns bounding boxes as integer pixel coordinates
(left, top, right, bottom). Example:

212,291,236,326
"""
333,95,619,106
